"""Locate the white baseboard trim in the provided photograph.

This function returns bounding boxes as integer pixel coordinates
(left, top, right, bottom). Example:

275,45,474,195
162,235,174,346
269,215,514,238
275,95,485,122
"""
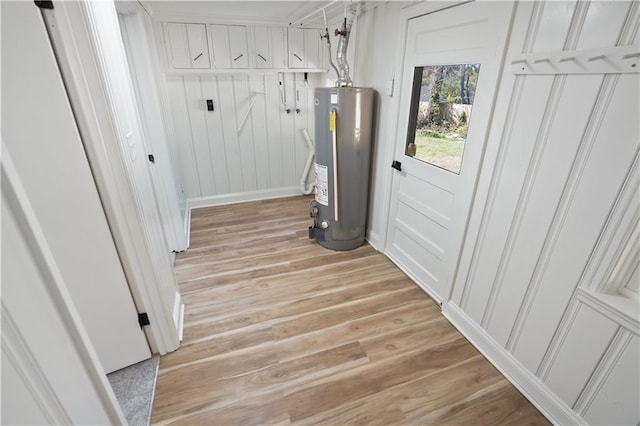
177,303,185,342
172,291,184,342
183,206,191,249
442,302,584,426
366,229,381,251
188,187,302,210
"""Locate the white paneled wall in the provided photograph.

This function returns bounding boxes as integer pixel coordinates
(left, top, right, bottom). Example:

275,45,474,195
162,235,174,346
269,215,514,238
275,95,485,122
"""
346,1,409,249
440,1,639,424
350,1,639,424
165,72,318,202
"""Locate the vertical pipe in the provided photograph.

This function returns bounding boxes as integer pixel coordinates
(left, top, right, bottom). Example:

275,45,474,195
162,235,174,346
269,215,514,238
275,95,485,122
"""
330,108,338,221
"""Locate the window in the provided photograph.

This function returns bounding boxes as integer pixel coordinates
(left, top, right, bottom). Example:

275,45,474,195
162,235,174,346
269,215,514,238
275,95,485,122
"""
405,64,480,174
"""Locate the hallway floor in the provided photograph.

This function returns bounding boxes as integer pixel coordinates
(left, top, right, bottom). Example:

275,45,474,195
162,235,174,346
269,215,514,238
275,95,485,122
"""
151,196,549,425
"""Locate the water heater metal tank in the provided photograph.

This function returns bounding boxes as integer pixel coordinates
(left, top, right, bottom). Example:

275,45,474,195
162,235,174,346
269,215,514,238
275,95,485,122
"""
309,87,376,251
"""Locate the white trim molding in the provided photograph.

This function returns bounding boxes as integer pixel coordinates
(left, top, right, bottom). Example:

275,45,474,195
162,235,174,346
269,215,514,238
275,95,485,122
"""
443,302,583,426
41,2,181,355
188,186,302,210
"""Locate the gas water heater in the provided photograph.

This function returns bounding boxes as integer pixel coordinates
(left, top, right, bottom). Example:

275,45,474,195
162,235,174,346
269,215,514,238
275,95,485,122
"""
308,4,376,251
309,88,375,250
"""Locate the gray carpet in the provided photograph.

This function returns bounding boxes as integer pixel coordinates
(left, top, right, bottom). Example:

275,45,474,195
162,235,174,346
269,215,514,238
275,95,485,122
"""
107,355,159,426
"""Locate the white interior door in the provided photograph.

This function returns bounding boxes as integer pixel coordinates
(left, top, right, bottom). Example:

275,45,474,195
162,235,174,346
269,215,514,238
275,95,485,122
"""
385,2,514,303
1,1,150,373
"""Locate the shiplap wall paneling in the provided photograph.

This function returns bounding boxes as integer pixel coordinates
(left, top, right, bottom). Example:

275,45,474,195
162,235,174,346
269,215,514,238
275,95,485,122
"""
580,334,639,425
165,72,316,200
458,0,582,328
450,0,639,366
264,73,285,189
166,76,200,198
511,71,639,372
216,75,247,194
200,76,233,195
348,2,404,248
436,0,640,423
235,75,259,191
248,75,270,190
541,302,619,408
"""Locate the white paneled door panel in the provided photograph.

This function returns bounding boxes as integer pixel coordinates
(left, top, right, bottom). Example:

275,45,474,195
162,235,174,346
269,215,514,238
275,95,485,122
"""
165,23,210,69
186,24,209,69
209,24,232,69
166,23,190,69
253,26,272,69
209,25,249,69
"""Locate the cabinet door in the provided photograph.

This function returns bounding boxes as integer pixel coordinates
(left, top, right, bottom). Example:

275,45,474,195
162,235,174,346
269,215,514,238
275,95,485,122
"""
228,25,249,69
209,24,231,69
186,24,210,68
166,23,191,69
270,27,286,69
288,28,324,69
304,28,323,69
288,28,305,69
253,26,272,68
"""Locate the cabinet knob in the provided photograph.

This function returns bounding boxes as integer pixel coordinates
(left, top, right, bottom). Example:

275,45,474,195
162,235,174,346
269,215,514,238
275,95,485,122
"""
257,54,267,62
193,53,203,61
293,53,302,61
233,54,244,62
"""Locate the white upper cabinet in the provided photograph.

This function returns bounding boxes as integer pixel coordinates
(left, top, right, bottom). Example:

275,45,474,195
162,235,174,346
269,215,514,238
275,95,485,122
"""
288,28,324,69
163,22,325,72
209,24,249,69
165,23,210,69
252,26,286,69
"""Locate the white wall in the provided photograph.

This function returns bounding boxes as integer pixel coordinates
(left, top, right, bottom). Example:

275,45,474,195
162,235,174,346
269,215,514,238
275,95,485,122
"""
152,19,325,206
164,72,319,202
351,1,639,424
348,1,414,249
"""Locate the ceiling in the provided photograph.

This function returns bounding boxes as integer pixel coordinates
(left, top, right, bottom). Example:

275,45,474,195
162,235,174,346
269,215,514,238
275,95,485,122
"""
140,1,347,26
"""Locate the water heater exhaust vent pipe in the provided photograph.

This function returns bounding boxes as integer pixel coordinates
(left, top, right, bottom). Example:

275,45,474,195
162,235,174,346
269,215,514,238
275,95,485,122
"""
335,3,358,87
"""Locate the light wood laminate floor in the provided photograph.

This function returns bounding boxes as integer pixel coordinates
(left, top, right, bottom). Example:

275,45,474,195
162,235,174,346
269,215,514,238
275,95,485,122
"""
151,196,550,425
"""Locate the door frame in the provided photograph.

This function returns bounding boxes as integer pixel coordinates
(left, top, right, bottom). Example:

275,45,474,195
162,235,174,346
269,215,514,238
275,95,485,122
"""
117,3,189,252
379,0,514,302
376,1,468,253
40,1,181,355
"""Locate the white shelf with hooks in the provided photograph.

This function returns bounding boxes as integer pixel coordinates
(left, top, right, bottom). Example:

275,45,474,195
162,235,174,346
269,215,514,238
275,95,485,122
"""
510,45,639,75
